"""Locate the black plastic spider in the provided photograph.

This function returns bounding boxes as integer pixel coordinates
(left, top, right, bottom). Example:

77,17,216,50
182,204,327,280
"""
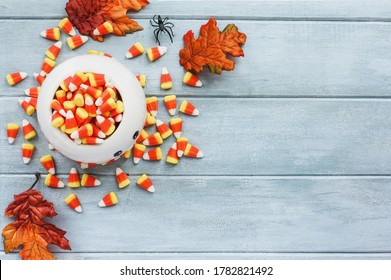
150,15,174,45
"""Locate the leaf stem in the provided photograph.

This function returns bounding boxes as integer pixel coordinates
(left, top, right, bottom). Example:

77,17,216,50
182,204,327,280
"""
27,172,41,191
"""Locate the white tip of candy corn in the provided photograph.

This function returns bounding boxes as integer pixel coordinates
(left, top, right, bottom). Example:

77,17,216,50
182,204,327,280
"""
74,205,82,213
147,185,155,193
162,67,169,75
69,28,76,37
168,109,176,116
192,109,200,116
20,72,28,79
133,157,141,164
174,132,181,139
23,157,30,164
80,35,89,43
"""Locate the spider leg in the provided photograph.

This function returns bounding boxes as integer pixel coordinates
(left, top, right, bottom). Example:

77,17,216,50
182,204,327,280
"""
165,26,175,38
163,17,169,23
150,20,159,27
164,27,174,43
164,22,175,27
155,29,161,45
153,15,159,24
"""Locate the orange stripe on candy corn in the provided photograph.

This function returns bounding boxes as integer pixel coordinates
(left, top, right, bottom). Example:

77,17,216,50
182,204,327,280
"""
147,46,167,61
164,95,176,116
176,137,188,158
81,174,101,187
133,143,146,164
98,192,118,207
116,168,130,189
184,143,204,158
22,119,36,140
45,174,65,188
142,132,163,146
22,143,35,164
40,154,56,174
64,194,82,213
169,118,182,139
67,35,88,50
183,71,202,87
166,142,179,165
40,57,56,76
65,110,78,134
93,21,113,36
146,96,158,117
40,28,61,41
136,174,155,193
7,123,19,144
143,147,162,161
179,100,199,116
7,72,27,86
24,87,40,98
160,67,173,90
58,18,76,36
126,42,144,58
68,167,81,188
155,119,172,139
45,41,62,60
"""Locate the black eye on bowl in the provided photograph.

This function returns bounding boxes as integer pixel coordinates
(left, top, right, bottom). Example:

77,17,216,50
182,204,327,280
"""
132,131,139,140
113,150,122,157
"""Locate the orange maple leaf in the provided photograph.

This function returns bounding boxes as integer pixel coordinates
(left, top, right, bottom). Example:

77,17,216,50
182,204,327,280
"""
2,175,71,260
179,18,247,74
66,0,149,42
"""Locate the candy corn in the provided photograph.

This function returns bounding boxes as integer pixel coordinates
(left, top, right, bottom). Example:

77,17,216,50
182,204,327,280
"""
133,143,146,164
45,41,63,61
155,119,172,139
126,42,144,58
179,100,199,116
95,88,116,106
24,87,40,98
7,72,27,86
143,147,162,161
40,28,61,41
19,99,35,116
163,95,176,116
116,167,130,189
81,174,101,187
25,97,37,109
7,123,19,144
22,143,34,164
88,73,109,87
22,119,36,140
91,123,106,138
142,132,163,146
48,142,54,150
96,115,115,136
58,18,76,36
40,154,56,174
68,167,81,188
69,72,87,92
51,99,66,117
166,142,179,164
33,73,45,85
144,112,156,127
45,174,65,188
71,123,93,139
52,111,65,128
121,149,132,159
184,143,204,158
136,74,146,87
136,129,148,144
59,75,72,91
84,96,97,117
80,84,102,99
169,118,182,138
67,35,88,50
176,137,188,158
98,192,118,207
93,21,113,36
96,98,116,114
79,162,97,169
146,96,158,117
64,194,82,213
146,46,167,62
81,137,104,145
136,174,155,193
160,67,173,90
65,110,78,134
183,71,202,87
40,57,56,76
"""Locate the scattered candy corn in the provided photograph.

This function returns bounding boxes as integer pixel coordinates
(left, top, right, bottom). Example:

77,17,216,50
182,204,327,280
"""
166,142,179,165
64,194,82,213
6,72,27,86
40,28,61,41
25,97,37,109
136,174,155,193
164,95,176,116
146,96,158,117
68,167,81,188
22,119,36,140
52,111,65,128
156,119,172,139
58,18,76,36
160,67,173,90
19,99,35,116
143,147,162,161
24,87,40,98
146,46,167,62
21,143,34,164
133,143,146,164
45,174,64,188
45,41,63,61
33,73,45,85
40,154,56,174
142,132,163,146
136,74,146,87
67,35,88,50
184,143,204,158
169,118,182,138
136,129,148,144
122,149,132,159
93,21,113,36
183,71,202,87
179,100,199,116
98,192,118,207
81,174,101,187
126,42,144,58
7,123,19,144
176,137,188,158
40,57,55,77
144,112,156,127
116,167,130,188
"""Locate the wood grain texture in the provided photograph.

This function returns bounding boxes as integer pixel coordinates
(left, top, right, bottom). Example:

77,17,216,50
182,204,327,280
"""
2,97,391,175
3,20,391,97
2,0,391,21
1,175,391,260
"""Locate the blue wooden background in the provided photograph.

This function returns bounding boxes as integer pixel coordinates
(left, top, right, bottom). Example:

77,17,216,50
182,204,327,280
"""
1,0,391,259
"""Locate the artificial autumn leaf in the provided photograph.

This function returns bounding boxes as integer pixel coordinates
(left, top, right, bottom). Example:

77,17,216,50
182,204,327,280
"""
2,173,71,260
65,0,149,42
179,18,247,74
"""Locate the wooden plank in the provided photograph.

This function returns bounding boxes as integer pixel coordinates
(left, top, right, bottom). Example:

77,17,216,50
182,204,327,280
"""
3,97,391,175
3,252,391,260
1,174,391,256
2,20,391,98
2,1,391,21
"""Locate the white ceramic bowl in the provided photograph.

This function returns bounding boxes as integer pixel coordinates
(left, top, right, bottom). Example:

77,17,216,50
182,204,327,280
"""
37,55,146,165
